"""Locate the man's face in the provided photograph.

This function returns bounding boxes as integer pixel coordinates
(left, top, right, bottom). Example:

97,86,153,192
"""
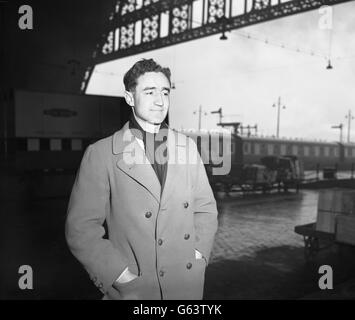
126,71,170,125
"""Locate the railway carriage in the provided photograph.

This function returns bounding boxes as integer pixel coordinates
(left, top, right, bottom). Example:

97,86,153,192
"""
183,129,355,192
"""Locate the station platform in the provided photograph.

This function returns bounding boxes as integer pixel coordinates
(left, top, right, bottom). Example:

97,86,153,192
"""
1,170,355,300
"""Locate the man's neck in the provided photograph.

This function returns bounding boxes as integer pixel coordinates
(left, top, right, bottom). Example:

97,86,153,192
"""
133,113,161,134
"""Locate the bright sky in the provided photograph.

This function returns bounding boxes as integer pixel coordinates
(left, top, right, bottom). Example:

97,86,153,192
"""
86,1,355,142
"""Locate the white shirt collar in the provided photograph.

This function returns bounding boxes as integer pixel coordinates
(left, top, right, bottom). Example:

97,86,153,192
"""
133,112,161,134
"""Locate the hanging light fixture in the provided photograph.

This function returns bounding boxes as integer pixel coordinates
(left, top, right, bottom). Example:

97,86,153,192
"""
326,21,333,70
219,15,228,40
326,59,333,70
220,31,227,40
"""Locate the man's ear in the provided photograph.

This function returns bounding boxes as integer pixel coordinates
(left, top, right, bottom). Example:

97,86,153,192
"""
124,90,134,107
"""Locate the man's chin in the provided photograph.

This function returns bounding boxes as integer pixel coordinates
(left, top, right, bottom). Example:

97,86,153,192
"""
148,118,165,125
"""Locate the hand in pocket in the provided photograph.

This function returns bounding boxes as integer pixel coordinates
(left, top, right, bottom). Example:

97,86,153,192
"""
117,268,138,284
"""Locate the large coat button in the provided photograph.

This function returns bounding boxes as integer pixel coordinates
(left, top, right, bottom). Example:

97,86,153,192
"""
184,233,190,240
183,202,189,208
159,270,165,277
186,262,192,269
158,239,163,246
145,211,152,218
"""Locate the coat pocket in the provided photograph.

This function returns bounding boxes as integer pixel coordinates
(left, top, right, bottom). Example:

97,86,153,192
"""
106,274,143,300
115,273,142,288
195,257,207,268
111,270,161,300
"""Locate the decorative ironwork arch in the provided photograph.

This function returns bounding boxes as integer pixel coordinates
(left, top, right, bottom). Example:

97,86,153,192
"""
81,0,355,92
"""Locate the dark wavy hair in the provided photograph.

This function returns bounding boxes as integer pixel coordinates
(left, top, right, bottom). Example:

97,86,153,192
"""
123,58,171,92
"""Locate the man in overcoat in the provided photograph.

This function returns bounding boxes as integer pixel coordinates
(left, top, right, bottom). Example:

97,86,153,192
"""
65,59,218,300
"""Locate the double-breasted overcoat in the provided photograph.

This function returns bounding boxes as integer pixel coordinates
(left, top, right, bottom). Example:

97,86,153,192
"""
65,122,218,300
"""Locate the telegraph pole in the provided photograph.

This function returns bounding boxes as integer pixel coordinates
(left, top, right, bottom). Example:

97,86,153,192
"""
211,107,223,125
193,105,207,130
331,124,343,143
272,97,286,138
345,110,354,143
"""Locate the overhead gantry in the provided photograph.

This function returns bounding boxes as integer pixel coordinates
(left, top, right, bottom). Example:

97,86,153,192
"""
81,0,354,92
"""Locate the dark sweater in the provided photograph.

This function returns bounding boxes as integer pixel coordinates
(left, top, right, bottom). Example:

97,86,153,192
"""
129,116,168,190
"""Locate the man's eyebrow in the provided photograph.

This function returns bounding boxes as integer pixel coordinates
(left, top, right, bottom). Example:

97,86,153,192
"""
143,86,170,92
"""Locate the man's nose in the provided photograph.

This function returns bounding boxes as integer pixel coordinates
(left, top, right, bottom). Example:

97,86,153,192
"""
154,92,164,106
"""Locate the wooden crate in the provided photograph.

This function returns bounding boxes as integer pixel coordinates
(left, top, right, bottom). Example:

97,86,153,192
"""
336,215,355,246
316,210,338,234
334,190,355,215
318,189,355,215
317,190,334,212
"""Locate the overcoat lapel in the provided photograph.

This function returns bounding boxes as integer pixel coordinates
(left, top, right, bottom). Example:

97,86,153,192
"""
113,123,161,203
160,130,187,208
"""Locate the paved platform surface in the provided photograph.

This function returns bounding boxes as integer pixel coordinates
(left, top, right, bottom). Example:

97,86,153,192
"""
1,171,355,300
205,191,355,299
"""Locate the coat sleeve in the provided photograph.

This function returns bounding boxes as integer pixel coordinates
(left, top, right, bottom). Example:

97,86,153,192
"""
189,138,218,264
65,144,129,293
